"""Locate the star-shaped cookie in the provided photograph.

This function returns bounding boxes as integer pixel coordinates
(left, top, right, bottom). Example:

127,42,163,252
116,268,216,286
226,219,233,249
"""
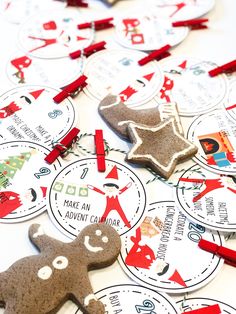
126,118,198,179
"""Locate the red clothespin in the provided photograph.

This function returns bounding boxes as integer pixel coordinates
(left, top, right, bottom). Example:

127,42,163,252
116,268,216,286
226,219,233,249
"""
181,304,221,314
198,238,236,267
67,0,88,7
69,41,106,59
78,17,114,31
208,59,236,77
138,44,171,66
53,75,87,103
94,129,106,172
45,128,80,164
172,18,208,30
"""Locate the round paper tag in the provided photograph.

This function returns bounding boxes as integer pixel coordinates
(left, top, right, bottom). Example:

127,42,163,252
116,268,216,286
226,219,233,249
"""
156,57,228,116
0,85,78,146
0,0,65,24
6,52,83,87
0,141,62,222
18,10,94,58
92,284,179,314
175,163,236,231
84,49,164,107
152,0,215,21
177,297,236,313
119,200,223,293
47,157,147,238
115,14,188,51
224,80,236,123
187,109,236,175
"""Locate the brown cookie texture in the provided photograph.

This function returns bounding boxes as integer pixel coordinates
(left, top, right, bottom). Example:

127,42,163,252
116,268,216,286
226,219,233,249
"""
126,118,198,179
98,94,161,140
0,223,121,314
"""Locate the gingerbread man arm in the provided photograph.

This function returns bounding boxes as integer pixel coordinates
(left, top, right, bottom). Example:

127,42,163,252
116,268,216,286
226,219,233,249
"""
71,274,105,313
28,224,62,252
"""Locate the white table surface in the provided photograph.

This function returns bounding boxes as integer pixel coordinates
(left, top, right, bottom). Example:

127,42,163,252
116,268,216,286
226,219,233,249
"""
0,0,236,313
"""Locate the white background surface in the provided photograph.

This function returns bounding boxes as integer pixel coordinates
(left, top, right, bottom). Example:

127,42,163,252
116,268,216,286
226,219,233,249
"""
0,0,236,313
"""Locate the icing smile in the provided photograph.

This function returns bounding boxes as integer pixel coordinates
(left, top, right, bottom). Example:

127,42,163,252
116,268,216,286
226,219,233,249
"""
84,236,103,252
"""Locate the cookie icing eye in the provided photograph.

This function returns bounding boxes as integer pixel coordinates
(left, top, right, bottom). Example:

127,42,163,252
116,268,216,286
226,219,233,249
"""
38,266,52,280
96,230,102,236
102,236,108,243
52,256,69,270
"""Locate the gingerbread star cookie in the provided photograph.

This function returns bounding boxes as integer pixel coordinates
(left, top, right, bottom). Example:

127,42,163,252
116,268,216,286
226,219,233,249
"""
0,223,121,314
98,94,183,140
126,118,198,179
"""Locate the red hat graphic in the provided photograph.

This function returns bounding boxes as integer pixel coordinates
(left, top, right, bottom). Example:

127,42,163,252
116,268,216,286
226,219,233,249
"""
40,187,47,198
143,72,155,82
29,89,44,100
105,166,119,185
168,269,187,287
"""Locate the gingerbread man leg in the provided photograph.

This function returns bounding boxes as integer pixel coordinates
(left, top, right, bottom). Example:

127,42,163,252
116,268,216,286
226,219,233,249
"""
71,276,105,313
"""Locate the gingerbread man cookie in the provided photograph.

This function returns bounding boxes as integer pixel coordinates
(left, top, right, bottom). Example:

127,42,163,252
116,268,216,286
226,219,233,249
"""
0,223,121,314
98,94,183,140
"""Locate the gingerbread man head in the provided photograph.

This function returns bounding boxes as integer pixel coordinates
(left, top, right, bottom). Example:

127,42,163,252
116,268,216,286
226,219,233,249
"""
73,223,121,269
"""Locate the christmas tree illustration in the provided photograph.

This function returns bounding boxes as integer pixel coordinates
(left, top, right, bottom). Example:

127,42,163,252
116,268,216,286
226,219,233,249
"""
0,151,33,189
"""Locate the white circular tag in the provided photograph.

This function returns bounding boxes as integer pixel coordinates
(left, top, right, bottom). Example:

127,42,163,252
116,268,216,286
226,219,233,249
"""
115,14,188,51
119,200,223,293
18,10,94,59
47,157,147,238
175,163,236,231
187,109,236,175
156,57,228,116
84,49,164,107
0,140,62,222
0,85,78,146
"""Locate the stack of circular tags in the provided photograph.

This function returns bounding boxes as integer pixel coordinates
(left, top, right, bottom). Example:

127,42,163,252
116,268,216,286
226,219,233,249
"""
1,0,235,313
0,84,78,222
3,9,95,89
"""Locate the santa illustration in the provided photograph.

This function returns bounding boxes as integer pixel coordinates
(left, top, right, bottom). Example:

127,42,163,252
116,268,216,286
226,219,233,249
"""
0,186,47,218
125,227,187,286
179,175,236,202
119,72,155,102
0,88,44,119
87,166,132,228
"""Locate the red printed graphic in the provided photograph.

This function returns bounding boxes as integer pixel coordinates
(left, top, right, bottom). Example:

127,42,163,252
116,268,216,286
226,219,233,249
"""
28,20,89,53
159,76,174,102
122,18,144,45
125,226,186,285
179,176,236,202
10,55,32,83
157,2,186,18
0,89,44,119
125,227,156,268
87,166,132,228
198,132,235,168
0,187,47,218
119,72,154,102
